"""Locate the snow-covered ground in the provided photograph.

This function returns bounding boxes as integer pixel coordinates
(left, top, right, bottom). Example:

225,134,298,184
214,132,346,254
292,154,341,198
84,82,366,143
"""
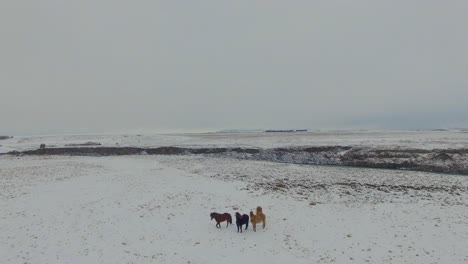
1,155,467,264
2,130,468,154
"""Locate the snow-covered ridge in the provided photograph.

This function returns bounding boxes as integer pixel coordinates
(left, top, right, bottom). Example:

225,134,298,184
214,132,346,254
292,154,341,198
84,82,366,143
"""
2,131,467,174
5,145,468,175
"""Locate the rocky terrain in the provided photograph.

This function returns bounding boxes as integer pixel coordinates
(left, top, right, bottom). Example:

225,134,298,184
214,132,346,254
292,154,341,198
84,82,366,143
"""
6,145,468,175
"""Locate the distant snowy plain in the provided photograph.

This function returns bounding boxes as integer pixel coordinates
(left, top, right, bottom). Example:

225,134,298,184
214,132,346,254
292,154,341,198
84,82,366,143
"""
2,130,468,154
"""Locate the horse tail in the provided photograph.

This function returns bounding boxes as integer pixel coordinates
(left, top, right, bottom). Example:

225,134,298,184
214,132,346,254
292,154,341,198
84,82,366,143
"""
229,214,232,224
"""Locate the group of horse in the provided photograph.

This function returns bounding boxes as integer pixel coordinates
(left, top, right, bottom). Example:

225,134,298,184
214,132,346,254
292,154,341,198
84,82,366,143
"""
210,206,266,233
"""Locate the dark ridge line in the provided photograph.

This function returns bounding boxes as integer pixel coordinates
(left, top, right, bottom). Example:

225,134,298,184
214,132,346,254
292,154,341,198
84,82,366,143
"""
3,146,468,175
5,146,263,156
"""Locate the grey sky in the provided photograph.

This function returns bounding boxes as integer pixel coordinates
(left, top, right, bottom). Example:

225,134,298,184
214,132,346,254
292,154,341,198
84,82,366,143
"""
1,1,467,135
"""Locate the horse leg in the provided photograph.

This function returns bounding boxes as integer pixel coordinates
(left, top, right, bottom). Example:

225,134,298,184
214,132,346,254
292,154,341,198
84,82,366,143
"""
226,221,229,228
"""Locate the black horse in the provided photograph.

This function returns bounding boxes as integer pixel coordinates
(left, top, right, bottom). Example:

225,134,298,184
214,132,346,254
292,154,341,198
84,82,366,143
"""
235,212,249,233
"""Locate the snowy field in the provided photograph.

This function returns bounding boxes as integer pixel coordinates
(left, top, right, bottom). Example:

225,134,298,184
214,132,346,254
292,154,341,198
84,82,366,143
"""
1,131,468,263
2,130,468,154
1,153,467,264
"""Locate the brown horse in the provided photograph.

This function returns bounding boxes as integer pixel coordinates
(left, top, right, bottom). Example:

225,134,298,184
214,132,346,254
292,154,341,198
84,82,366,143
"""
249,206,266,232
210,212,232,228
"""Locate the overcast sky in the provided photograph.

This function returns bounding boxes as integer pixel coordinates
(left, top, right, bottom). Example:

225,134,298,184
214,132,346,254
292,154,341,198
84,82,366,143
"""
1,1,467,135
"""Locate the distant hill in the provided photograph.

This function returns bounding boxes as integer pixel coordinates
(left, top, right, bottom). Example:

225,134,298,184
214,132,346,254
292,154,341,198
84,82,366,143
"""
216,129,264,134
265,129,308,133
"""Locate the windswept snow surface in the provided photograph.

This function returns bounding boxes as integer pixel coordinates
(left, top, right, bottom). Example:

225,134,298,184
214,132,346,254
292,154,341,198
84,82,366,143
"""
1,130,468,154
1,155,467,264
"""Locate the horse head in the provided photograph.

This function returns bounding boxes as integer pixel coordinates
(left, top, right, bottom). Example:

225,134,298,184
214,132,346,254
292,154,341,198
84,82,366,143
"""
235,212,241,220
256,206,263,215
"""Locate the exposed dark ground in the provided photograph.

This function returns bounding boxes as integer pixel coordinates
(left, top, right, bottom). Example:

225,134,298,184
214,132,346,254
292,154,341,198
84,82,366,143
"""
5,145,468,175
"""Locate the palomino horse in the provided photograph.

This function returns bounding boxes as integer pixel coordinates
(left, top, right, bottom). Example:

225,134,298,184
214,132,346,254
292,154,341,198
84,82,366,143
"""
210,212,232,228
249,206,266,232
